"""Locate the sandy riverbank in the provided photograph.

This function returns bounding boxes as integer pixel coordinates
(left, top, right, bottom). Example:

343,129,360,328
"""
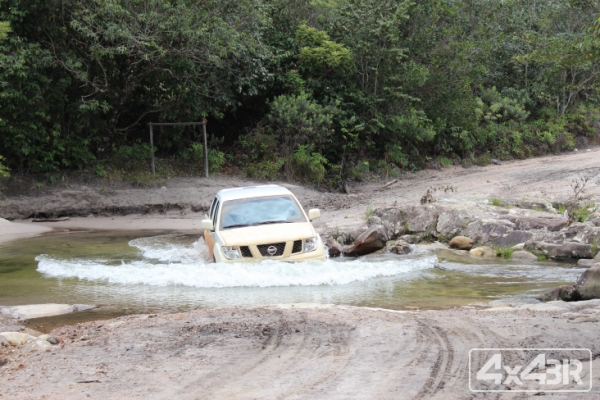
2,303,600,398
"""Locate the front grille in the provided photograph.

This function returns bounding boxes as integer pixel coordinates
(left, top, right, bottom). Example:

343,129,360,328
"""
240,246,252,258
257,242,286,257
292,240,302,254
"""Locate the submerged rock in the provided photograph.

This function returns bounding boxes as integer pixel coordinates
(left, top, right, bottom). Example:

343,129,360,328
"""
325,237,343,258
469,246,495,258
510,250,538,261
577,259,596,267
389,240,412,255
0,303,96,319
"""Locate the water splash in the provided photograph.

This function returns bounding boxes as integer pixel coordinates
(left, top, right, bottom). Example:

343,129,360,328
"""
36,234,436,288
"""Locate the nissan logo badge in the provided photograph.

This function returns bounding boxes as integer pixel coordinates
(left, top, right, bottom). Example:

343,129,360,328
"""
267,246,277,256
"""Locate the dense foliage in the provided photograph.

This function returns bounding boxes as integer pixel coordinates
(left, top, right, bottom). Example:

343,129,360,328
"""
1,0,599,184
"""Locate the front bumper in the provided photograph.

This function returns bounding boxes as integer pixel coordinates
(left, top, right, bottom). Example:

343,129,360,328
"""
214,238,326,263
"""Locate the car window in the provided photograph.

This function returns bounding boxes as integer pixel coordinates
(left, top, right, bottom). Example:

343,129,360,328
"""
209,197,216,219
212,200,220,228
220,195,306,229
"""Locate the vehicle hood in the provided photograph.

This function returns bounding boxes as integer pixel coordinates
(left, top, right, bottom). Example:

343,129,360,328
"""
218,222,316,246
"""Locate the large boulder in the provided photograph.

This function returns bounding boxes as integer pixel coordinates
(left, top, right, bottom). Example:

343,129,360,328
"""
449,236,474,250
404,205,440,235
577,259,596,268
461,219,514,243
343,225,388,256
537,285,579,302
538,265,600,302
548,242,592,259
588,211,600,227
558,223,600,244
575,266,600,300
491,231,533,247
525,241,592,260
437,210,473,237
371,208,406,238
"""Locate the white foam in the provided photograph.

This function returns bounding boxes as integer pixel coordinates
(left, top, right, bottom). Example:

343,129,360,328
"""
129,235,210,263
34,233,435,287
36,254,435,288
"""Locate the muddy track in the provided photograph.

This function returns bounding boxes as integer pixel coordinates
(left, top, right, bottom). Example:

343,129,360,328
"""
3,306,599,399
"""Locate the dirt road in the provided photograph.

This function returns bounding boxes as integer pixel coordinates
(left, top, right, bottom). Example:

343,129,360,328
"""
2,304,600,399
2,147,599,239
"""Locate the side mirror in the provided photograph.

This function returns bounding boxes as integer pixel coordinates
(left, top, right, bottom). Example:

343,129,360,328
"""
201,219,214,231
308,209,321,221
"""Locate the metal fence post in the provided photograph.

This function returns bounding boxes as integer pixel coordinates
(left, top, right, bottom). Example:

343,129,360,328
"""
149,122,155,175
203,120,208,178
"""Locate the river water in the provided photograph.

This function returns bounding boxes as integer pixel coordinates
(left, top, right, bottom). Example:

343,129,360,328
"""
0,230,585,328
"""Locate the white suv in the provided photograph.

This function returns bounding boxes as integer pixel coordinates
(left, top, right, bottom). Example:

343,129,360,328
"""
202,185,326,262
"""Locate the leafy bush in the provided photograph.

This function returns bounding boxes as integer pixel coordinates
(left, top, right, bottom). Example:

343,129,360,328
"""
350,161,370,181
290,145,328,183
244,158,285,181
0,155,9,178
109,143,154,173
190,143,226,173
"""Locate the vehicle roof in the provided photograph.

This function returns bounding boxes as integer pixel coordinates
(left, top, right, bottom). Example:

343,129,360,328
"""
216,185,295,202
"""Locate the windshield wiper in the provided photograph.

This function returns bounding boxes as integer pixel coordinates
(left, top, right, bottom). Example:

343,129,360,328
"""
252,220,292,226
223,224,251,229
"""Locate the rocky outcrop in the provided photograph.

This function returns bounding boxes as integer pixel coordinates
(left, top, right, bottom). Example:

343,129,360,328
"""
525,241,592,260
539,265,600,302
449,236,474,250
343,225,388,256
507,216,568,232
339,202,600,261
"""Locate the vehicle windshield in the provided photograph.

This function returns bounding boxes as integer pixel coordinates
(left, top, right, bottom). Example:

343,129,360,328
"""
220,195,306,230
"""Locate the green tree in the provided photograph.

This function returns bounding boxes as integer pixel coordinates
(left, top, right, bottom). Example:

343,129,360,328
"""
0,20,10,177
266,92,337,180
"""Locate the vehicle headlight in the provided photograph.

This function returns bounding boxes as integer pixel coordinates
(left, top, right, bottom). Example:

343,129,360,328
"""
303,237,318,253
221,246,241,260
